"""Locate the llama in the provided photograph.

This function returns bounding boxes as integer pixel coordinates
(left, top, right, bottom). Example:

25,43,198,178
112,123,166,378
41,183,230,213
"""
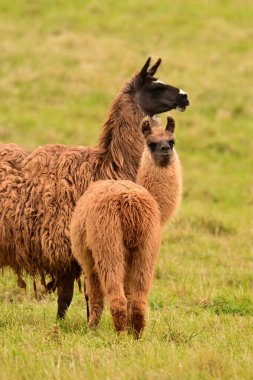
70,116,182,338
0,58,189,319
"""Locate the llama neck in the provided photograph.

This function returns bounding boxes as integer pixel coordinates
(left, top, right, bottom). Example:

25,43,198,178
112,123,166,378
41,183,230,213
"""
136,149,182,225
97,78,145,181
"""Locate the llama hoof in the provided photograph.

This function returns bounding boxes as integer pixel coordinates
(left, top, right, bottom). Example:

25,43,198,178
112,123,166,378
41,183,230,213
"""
88,315,100,328
88,321,98,329
115,330,128,340
111,309,127,333
130,308,146,339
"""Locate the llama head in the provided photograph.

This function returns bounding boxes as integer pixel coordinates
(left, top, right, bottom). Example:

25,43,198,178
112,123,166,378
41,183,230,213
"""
141,116,176,167
134,57,190,116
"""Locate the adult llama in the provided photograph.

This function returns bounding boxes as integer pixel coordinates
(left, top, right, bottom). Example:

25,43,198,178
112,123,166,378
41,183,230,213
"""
0,57,189,319
71,116,182,338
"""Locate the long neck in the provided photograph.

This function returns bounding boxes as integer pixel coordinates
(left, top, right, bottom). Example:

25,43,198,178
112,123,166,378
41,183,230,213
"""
136,149,182,225
96,78,145,181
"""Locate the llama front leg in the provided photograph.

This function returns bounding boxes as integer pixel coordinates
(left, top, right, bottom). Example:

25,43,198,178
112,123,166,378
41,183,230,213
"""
83,282,90,322
57,272,75,319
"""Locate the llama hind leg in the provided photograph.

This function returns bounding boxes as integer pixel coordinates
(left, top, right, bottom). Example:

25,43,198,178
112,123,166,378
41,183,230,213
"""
82,249,104,327
87,272,104,328
124,255,133,329
128,242,159,339
70,221,104,325
92,243,127,333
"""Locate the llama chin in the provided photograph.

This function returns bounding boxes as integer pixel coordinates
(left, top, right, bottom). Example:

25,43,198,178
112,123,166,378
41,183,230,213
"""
176,105,187,112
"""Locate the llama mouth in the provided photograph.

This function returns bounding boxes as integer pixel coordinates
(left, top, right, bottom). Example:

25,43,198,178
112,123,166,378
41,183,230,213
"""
176,105,186,112
176,96,190,112
160,152,172,156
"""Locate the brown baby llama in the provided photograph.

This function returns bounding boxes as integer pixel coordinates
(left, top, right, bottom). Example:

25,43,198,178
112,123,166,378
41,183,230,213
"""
70,116,182,338
0,58,189,319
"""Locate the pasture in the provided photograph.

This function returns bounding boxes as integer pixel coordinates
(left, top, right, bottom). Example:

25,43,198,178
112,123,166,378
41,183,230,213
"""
0,1,253,379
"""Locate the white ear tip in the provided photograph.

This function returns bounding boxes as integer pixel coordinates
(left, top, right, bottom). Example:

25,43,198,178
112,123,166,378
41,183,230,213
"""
179,89,187,95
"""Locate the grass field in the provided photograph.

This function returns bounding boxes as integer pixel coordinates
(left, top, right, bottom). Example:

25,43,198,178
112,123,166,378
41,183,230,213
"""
0,1,253,379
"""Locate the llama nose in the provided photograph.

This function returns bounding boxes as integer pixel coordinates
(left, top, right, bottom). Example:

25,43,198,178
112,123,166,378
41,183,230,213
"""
160,142,170,152
177,90,190,107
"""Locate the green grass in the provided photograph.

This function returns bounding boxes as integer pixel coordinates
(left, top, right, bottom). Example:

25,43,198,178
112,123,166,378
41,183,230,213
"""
0,0,253,379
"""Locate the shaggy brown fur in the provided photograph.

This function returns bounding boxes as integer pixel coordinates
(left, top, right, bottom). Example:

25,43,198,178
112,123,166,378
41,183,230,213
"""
70,116,182,338
0,58,188,318
0,144,30,286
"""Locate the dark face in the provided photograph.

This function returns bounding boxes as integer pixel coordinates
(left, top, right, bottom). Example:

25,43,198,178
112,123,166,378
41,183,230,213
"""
147,135,175,167
134,58,190,116
142,115,176,168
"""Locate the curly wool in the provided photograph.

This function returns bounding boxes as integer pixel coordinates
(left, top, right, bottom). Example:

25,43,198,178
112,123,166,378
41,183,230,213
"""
0,76,147,281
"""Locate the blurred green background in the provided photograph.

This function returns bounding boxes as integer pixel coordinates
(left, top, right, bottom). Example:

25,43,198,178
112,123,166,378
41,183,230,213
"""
0,1,253,379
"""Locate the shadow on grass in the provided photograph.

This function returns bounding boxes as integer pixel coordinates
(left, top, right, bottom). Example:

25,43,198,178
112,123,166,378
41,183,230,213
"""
56,317,89,336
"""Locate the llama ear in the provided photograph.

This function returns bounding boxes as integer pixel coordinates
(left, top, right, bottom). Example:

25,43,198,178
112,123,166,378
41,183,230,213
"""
141,118,152,137
166,116,175,133
138,57,151,79
148,58,162,77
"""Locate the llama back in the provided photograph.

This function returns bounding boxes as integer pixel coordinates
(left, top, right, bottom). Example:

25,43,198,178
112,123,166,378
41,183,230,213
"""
71,180,161,262
0,143,29,165
116,181,161,249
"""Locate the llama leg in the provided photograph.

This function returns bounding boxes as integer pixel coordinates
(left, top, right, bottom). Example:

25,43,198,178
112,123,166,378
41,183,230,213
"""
128,242,159,339
84,282,90,322
124,254,133,329
71,221,104,325
87,272,104,327
80,249,104,327
57,272,75,319
92,244,127,333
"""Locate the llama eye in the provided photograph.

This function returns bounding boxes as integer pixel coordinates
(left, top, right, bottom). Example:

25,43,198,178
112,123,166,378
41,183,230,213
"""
169,140,175,149
148,142,157,151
